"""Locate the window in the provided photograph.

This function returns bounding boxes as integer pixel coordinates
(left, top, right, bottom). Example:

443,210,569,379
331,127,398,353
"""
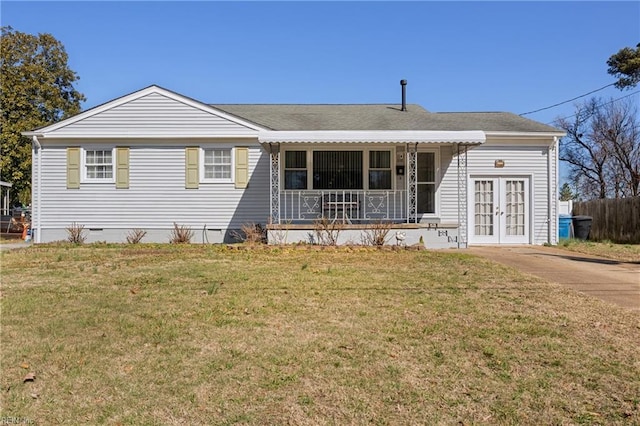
313,151,362,190
368,151,392,189
85,149,114,181
417,152,436,214
203,148,232,181
284,151,307,189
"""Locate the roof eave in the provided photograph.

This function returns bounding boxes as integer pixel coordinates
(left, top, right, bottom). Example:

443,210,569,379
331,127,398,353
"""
258,130,486,144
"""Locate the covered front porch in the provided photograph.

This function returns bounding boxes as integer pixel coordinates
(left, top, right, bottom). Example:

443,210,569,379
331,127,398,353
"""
259,130,485,248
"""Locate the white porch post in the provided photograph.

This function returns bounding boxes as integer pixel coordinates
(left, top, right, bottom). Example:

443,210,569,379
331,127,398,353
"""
456,144,469,248
269,143,280,225
406,143,417,223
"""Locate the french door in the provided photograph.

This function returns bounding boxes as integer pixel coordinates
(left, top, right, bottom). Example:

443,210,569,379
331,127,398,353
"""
470,176,530,244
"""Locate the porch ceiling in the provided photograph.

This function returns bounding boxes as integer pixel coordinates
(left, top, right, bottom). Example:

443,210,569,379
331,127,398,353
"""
258,130,486,144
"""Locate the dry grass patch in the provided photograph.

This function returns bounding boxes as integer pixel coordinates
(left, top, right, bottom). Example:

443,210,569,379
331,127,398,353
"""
1,244,639,425
557,239,640,263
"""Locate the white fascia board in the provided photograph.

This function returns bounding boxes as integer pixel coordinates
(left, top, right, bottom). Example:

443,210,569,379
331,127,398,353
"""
259,130,486,144
0,181,13,188
31,134,259,140
485,131,566,139
27,85,267,135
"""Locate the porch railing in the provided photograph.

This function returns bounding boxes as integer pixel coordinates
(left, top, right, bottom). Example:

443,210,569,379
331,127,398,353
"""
279,190,407,224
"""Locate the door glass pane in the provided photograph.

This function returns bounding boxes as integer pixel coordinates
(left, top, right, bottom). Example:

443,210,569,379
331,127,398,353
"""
417,184,435,214
505,180,525,235
417,152,435,182
474,180,494,236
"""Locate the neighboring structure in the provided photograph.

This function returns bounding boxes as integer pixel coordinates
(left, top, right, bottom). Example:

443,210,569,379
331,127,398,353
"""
0,180,12,216
23,84,565,247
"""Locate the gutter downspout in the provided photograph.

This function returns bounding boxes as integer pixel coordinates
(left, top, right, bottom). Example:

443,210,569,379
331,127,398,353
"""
547,137,557,245
32,136,42,243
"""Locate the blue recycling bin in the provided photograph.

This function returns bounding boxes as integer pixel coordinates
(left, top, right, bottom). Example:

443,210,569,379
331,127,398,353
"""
559,214,572,240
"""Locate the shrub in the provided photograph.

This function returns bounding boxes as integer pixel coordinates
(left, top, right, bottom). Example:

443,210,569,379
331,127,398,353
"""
170,223,193,244
313,217,342,246
66,222,86,244
126,228,147,244
233,223,266,244
361,220,392,246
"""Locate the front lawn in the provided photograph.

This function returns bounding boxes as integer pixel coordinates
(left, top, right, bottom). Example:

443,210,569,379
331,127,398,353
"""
1,244,638,424
557,239,640,263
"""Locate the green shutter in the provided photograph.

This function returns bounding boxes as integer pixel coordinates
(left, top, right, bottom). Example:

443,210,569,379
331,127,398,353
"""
235,147,249,189
67,147,81,189
185,147,199,189
115,147,130,189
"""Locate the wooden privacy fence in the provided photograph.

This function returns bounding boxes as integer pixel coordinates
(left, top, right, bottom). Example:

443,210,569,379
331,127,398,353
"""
573,196,640,243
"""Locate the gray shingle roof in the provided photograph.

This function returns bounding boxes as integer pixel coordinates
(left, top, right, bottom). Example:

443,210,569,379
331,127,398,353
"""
211,104,562,133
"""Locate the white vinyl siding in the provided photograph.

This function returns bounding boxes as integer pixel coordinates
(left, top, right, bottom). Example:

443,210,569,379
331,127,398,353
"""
47,92,258,137
36,143,268,236
460,142,555,245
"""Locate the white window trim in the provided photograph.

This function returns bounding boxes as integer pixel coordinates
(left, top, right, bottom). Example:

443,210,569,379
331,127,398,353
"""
200,146,235,184
82,147,115,183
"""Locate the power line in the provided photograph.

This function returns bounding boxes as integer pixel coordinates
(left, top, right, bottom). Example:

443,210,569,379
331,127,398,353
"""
544,90,640,125
519,83,615,116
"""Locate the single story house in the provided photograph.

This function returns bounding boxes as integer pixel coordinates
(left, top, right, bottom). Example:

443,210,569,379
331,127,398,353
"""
23,83,565,248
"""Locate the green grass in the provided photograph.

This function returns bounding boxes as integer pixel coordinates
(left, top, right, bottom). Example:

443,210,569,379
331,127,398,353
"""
557,239,640,263
1,244,639,425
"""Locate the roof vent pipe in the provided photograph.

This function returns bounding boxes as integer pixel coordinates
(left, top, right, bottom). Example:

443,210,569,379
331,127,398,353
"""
400,79,407,112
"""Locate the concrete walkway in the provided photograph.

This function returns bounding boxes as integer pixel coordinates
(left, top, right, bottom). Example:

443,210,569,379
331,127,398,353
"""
468,245,640,310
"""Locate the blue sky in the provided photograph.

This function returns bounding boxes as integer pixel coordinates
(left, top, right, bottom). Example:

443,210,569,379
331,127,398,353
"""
2,1,639,129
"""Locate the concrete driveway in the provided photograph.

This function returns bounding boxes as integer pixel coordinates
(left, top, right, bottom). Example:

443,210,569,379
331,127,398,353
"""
468,245,640,310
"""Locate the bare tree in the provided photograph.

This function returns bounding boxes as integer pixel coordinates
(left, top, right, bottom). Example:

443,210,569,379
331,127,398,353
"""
597,99,639,197
556,98,639,199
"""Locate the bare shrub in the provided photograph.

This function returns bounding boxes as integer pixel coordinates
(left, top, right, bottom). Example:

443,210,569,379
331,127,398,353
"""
313,217,342,246
232,223,266,244
170,223,193,244
361,220,392,246
126,228,147,244
66,222,86,244
269,219,292,245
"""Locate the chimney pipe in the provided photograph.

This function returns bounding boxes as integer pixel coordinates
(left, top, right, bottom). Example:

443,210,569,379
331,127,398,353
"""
400,79,407,112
